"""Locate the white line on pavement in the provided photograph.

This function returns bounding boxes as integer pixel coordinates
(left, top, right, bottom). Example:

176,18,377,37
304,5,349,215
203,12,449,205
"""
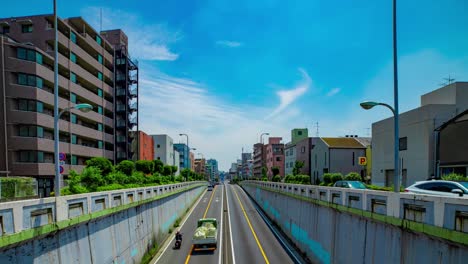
218,184,224,264
226,185,236,264
151,188,207,264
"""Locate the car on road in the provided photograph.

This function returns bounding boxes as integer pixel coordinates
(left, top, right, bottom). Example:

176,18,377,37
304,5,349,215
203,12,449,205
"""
405,180,468,197
333,181,367,189
207,185,213,191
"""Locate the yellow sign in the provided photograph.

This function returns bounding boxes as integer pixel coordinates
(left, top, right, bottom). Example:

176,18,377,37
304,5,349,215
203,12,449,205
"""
358,157,367,166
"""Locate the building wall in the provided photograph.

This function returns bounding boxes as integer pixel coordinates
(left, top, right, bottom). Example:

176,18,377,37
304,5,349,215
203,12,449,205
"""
438,112,468,176
253,143,266,177
174,143,190,169
265,138,284,178
372,104,457,187
138,131,153,161
284,144,296,176
0,15,116,196
152,135,174,166
311,138,328,182
330,148,367,177
291,128,308,144
173,150,180,175
296,138,313,176
189,152,195,171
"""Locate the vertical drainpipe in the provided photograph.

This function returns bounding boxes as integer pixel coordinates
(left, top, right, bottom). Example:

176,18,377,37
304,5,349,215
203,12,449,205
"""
112,48,116,165
1,36,9,176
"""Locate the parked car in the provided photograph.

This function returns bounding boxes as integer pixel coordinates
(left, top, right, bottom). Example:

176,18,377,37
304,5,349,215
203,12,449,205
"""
333,181,367,189
405,180,468,197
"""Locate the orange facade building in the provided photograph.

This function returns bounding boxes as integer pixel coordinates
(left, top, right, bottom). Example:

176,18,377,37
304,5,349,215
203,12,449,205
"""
138,131,154,161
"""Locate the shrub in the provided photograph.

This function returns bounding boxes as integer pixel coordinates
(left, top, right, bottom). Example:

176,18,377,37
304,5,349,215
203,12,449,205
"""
80,166,104,191
271,167,280,177
292,161,304,176
162,165,173,176
344,172,362,181
323,173,332,185
171,166,178,176
135,160,153,174
116,160,135,176
261,177,268,181
331,173,343,184
153,160,164,174
96,183,124,192
0,177,37,199
297,175,310,184
441,173,468,181
272,175,281,182
85,157,113,175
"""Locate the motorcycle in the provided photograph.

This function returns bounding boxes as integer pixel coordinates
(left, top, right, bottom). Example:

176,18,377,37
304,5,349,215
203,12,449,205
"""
174,232,183,249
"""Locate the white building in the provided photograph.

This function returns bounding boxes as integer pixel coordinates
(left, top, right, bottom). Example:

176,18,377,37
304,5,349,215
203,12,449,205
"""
372,82,468,187
173,150,180,175
151,134,175,166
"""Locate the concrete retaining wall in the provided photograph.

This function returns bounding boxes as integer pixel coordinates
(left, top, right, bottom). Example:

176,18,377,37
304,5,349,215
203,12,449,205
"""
242,181,468,264
0,182,205,263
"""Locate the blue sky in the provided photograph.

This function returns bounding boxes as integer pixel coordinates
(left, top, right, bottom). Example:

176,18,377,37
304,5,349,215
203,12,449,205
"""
2,0,468,170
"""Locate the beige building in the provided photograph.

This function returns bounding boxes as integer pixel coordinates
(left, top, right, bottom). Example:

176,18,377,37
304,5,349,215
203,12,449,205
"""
371,82,468,187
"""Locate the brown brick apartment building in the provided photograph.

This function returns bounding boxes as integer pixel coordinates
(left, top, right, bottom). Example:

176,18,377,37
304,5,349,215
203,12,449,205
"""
0,15,137,196
138,131,153,161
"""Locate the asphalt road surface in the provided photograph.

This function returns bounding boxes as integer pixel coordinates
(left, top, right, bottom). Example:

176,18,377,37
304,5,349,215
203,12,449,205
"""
153,182,299,264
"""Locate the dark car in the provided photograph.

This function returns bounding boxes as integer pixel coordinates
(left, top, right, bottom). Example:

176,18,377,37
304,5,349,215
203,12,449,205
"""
333,181,367,189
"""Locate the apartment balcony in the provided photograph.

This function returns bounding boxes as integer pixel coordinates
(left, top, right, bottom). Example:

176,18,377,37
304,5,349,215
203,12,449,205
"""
116,88,126,97
129,88,137,97
116,135,126,144
116,103,126,113
129,102,137,111
116,119,126,128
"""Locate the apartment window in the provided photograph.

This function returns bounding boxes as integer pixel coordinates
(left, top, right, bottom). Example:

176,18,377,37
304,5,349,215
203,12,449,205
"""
2,26,9,33
97,89,103,97
70,52,77,63
70,72,77,83
19,125,37,137
97,123,103,131
276,157,281,162
71,134,77,144
301,146,306,153
17,48,42,64
18,99,42,113
97,54,103,64
17,48,26,60
98,141,103,149
18,151,44,163
21,24,33,33
36,53,43,64
399,137,408,151
17,73,42,88
70,32,77,43
298,131,303,136
71,155,78,165
96,36,102,45
157,144,160,148
352,152,355,166
37,127,43,138
70,93,77,103
97,72,103,81
97,106,103,115
71,114,77,124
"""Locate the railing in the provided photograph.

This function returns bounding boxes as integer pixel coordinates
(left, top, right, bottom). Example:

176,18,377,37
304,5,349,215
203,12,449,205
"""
0,181,206,235
243,181,468,232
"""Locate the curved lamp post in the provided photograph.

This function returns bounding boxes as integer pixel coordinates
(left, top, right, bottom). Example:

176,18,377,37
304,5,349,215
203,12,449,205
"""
260,132,269,144
55,103,93,197
360,101,399,193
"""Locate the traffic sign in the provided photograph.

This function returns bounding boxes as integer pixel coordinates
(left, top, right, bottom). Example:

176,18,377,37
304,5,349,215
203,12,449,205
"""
358,157,367,166
59,152,66,161
59,166,64,174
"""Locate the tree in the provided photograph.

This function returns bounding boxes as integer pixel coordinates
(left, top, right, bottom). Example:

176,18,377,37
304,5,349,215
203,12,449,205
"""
162,165,172,176
180,168,190,180
271,167,280,177
153,159,164,174
262,166,267,178
171,166,178,176
272,175,281,182
344,172,362,181
116,160,135,176
85,157,113,175
331,173,344,185
80,166,104,191
292,161,304,176
135,160,153,174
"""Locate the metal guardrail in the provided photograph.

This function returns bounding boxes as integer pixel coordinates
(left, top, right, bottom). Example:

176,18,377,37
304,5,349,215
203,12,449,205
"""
0,181,206,236
243,181,468,233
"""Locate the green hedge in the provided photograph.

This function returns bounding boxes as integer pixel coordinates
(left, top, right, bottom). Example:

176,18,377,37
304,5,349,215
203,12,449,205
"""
0,177,37,200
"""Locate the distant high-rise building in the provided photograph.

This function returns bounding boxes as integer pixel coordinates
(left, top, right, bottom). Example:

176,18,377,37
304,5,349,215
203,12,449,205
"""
174,143,190,169
265,137,285,179
253,143,266,178
206,159,219,180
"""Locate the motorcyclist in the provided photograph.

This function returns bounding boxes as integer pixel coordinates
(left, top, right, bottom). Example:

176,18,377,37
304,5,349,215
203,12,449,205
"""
175,231,182,241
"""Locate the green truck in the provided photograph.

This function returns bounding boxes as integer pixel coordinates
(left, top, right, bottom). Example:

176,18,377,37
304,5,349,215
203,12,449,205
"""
192,218,218,251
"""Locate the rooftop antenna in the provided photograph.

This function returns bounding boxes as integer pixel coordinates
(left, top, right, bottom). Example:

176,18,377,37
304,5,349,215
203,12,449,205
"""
315,122,319,137
440,75,455,86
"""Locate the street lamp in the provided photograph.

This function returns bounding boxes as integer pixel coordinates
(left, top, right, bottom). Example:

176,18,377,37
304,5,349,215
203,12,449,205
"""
360,101,399,192
54,103,93,197
260,132,269,144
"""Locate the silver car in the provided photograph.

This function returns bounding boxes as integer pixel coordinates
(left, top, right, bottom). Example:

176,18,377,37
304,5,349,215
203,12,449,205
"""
405,180,468,198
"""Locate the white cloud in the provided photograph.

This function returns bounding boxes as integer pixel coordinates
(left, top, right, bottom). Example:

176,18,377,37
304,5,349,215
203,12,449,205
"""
216,40,243,48
266,68,311,119
137,63,314,170
326,87,341,97
81,7,180,61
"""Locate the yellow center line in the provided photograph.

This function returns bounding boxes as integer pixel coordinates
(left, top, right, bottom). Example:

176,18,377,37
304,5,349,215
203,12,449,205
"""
233,187,270,264
184,185,217,264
